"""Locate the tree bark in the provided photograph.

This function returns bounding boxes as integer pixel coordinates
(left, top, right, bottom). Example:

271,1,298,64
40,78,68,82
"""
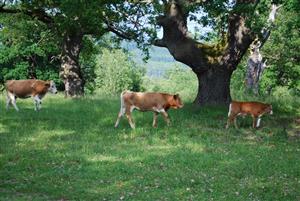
154,1,254,106
59,32,84,97
194,68,233,106
245,40,267,94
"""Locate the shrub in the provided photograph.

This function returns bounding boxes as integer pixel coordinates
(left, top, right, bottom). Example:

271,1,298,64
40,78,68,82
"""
142,65,197,102
95,49,145,95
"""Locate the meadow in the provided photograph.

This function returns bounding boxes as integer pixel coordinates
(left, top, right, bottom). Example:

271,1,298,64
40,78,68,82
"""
0,93,299,201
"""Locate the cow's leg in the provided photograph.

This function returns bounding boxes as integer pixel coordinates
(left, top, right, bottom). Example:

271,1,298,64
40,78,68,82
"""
152,112,159,128
114,106,125,128
33,97,38,111
226,105,234,129
256,115,262,128
33,95,42,111
8,92,19,111
226,114,237,129
234,118,238,129
161,111,170,126
252,115,258,128
125,106,135,129
38,101,42,110
6,93,11,110
11,98,19,111
226,118,231,129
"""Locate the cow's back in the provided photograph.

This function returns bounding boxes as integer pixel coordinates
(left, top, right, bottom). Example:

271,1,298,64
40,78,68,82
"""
232,101,267,115
123,91,168,111
6,80,37,98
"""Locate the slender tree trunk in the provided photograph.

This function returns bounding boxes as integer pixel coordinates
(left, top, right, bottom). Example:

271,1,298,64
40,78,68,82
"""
27,55,37,79
245,4,282,94
194,68,232,105
59,32,84,97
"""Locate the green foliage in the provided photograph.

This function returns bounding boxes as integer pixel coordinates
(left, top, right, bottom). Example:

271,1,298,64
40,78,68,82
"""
0,13,61,86
231,0,300,97
261,2,300,93
0,93,299,200
79,36,100,94
142,65,197,102
230,56,248,97
95,48,145,95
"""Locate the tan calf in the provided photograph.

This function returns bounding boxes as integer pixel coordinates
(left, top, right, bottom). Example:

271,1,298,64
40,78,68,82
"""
5,79,57,111
114,91,184,129
226,101,273,129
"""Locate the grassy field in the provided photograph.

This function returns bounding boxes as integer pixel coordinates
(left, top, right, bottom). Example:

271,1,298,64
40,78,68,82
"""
0,93,299,201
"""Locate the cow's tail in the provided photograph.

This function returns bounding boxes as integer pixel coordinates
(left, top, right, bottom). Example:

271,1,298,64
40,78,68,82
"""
119,90,129,115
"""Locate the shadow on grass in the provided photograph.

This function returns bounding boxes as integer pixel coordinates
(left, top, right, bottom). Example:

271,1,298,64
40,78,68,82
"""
0,95,299,200
1,129,300,200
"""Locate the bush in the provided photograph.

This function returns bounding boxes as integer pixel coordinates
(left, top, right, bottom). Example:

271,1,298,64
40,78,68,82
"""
95,49,145,95
142,65,197,102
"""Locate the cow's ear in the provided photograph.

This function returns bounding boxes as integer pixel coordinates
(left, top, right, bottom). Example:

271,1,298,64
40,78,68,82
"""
45,82,50,87
173,94,178,99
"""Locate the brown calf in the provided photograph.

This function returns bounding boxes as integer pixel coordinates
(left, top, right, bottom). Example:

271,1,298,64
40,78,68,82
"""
226,101,273,129
114,91,184,129
5,79,57,111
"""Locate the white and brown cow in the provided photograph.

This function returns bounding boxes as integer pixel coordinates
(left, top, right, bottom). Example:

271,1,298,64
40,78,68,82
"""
226,101,273,129
115,91,184,129
5,79,57,111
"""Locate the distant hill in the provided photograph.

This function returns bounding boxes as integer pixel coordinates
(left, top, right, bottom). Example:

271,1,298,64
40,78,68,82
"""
122,42,188,77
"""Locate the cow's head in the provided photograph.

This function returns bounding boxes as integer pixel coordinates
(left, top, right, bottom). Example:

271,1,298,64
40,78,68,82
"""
171,94,184,109
264,104,273,115
46,80,58,94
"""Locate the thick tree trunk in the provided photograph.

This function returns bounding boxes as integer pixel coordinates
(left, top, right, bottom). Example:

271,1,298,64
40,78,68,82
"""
194,68,232,106
59,32,84,97
154,1,254,106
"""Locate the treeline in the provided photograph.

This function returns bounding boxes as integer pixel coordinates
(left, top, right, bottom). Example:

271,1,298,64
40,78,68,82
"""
0,1,299,99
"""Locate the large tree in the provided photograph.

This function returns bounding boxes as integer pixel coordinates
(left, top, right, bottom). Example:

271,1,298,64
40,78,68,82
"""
154,0,255,105
148,0,274,105
107,0,275,105
1,0,279,105
0,0,151,96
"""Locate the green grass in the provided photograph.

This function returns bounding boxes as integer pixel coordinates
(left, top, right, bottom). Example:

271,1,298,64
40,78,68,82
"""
0,93,300,200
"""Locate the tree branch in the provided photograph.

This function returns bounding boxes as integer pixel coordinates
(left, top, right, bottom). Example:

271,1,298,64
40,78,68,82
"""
257,4,282,49
105,23,133,40
153,39,166,47
0,5,54,24
268,4,283,24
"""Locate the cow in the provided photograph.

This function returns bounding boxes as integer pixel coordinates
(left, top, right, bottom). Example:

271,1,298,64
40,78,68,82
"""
226,101,273,129
5,79,58,111
114,91,184,129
